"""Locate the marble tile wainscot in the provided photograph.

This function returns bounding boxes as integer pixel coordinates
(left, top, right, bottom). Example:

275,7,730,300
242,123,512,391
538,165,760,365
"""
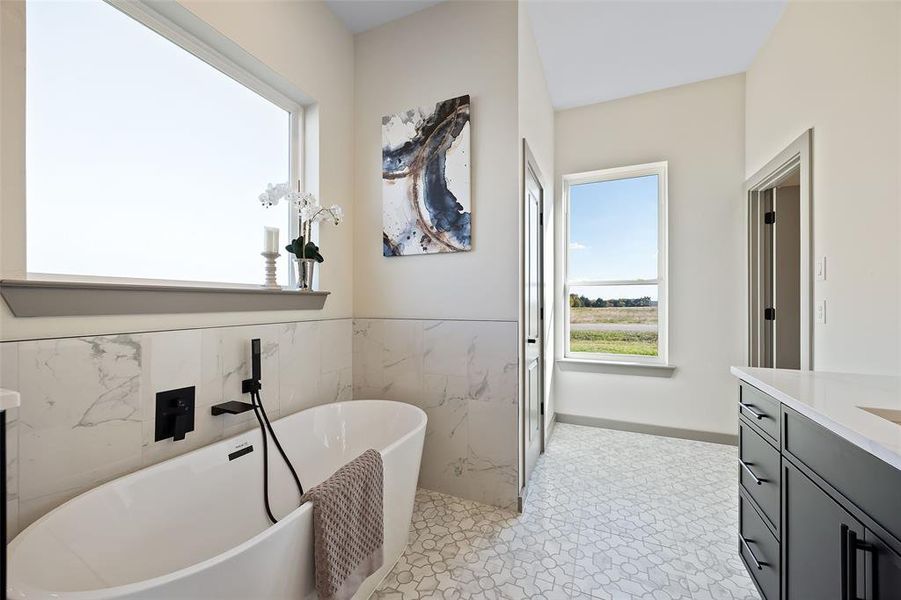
0,318,353,539
353,318,519,510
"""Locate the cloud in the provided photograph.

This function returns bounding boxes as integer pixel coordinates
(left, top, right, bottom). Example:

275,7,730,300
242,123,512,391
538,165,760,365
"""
569,242,589,251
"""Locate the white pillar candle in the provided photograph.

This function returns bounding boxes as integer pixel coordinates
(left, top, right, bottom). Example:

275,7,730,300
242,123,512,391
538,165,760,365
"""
263,226,279,254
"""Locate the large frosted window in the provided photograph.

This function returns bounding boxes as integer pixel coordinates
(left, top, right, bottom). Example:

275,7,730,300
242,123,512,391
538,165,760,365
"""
26,1,293,285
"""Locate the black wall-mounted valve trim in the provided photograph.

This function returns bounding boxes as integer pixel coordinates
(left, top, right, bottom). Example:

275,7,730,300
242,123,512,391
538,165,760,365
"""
155,386,196,442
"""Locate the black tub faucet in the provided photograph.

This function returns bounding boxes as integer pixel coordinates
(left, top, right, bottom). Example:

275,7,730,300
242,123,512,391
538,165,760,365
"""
212,338,262,416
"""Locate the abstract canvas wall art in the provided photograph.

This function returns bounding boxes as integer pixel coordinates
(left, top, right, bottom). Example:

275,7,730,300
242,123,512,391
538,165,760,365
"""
382,95,471,256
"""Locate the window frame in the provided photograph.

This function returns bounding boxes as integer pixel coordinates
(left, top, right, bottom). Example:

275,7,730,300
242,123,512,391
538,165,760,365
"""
562,161,669,365
27,0,306,287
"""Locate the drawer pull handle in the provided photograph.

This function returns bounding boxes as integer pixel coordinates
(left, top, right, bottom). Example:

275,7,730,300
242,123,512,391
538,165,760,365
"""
740,402,767,420
739,459,765,485
740,536,767,570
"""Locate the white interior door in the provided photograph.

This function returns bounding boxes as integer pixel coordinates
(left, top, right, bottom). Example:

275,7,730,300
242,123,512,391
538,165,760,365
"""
523,154,543,491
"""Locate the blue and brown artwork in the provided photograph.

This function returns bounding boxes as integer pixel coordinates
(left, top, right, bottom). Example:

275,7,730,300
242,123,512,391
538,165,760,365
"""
381,95,471,256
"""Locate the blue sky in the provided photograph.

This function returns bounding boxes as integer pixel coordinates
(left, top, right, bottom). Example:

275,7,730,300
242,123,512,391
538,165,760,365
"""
568,174,658,300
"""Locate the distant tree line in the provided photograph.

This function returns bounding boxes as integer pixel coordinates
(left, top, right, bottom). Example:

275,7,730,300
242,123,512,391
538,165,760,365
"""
569,294,654,308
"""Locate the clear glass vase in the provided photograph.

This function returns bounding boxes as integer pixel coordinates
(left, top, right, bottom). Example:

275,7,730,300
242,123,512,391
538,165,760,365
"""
294,258,316,290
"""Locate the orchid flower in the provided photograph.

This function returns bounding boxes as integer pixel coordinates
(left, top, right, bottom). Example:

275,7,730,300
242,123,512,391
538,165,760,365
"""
259,183,342,226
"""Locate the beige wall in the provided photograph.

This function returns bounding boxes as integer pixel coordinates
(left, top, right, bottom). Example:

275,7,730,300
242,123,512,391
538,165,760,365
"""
0,0,355,341
350,1,523,506
517,9,556,433
352,0,519,321
746,0,901,374
554,75,746,436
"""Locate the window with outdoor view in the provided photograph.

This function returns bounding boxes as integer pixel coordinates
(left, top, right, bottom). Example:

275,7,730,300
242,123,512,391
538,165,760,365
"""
26,0,299,286
564,162,668,363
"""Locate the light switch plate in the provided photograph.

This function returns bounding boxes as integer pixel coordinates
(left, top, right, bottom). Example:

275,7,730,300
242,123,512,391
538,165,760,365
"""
816,300,826,324
815,257,827,281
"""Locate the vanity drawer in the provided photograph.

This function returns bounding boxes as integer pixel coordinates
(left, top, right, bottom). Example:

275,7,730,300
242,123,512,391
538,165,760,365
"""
739,382,780,443
783,406,901,540
739,418,780,536
739,489,780,600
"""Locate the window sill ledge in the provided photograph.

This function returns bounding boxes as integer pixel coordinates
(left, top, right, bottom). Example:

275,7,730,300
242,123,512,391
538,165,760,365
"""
556,357,676,377
0,279,329,317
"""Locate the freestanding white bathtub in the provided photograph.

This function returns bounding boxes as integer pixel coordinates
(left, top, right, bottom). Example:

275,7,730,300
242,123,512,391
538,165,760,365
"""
8,400,426,600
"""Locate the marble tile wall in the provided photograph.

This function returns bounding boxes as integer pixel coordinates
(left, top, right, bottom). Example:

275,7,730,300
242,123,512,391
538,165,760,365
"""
0,318,352,539
353,319,519,510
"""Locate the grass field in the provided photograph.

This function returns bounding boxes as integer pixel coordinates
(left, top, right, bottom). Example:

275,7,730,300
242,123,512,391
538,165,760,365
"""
570,330,658,355
570,307,658,355
570,306,657,324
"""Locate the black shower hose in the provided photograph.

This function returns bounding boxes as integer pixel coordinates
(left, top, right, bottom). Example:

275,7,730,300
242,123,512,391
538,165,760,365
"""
250,389,304,524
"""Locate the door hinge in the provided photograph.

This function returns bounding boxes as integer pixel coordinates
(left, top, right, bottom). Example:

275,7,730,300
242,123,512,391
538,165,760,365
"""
539,212,544,227
764,307,776,321
540,306,544,321
764,211,776,225
540,400,545,416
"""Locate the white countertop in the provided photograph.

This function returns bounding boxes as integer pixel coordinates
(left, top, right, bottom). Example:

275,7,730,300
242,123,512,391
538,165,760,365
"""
0,388,21,411
731,367,901,471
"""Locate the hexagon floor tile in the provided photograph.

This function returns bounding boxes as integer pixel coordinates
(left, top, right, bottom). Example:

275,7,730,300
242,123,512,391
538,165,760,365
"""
374,424,760,600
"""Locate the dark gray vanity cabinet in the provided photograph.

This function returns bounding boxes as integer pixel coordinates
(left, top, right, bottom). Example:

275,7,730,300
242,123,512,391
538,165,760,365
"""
737,381,901,600
782,459,865,599
866,530,901,600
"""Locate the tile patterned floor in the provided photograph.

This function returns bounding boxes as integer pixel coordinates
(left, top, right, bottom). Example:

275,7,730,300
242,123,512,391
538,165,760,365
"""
374,423,760,600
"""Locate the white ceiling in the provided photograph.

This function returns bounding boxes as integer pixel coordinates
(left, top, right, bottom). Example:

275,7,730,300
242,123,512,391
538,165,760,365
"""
325,0,786,109
324,0,444,33
526,0,786,109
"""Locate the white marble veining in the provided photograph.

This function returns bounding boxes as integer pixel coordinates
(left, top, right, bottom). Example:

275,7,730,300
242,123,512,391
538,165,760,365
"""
354,318,518,509
17,335,145,528
731,367,901,471
0,318,354,537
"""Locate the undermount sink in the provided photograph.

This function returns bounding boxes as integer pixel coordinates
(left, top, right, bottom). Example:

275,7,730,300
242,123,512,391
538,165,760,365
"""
860,406,901,426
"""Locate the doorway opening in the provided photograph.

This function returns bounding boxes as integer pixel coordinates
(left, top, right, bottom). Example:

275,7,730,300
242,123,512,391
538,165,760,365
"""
746,131,812,370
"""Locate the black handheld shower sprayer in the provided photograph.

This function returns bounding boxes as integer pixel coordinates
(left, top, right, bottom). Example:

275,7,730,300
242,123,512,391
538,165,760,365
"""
241,338,263,395
242,338,304,525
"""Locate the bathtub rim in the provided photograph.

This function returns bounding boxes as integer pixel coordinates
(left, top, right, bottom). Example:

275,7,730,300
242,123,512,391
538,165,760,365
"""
8,399,427,600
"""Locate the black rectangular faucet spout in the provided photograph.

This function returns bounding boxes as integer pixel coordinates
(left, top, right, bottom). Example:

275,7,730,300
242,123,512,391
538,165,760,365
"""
211,400,255,416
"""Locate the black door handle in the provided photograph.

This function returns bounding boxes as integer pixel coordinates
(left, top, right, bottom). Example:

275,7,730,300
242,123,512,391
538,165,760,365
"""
842,525,873,600
842,524,852,600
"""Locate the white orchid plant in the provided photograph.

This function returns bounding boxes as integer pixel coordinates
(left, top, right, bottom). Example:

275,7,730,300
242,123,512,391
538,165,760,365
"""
258,183,343,263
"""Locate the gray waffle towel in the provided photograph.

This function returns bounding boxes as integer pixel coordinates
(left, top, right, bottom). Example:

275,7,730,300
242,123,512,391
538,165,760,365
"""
301,449,384,600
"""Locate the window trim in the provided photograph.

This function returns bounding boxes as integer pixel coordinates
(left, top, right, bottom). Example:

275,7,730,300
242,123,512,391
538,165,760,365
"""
562,161,669,365
26,0,307,288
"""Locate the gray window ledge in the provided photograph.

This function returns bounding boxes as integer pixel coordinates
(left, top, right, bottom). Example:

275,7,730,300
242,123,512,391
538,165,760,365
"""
0,279,328,317
556,357,676,377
